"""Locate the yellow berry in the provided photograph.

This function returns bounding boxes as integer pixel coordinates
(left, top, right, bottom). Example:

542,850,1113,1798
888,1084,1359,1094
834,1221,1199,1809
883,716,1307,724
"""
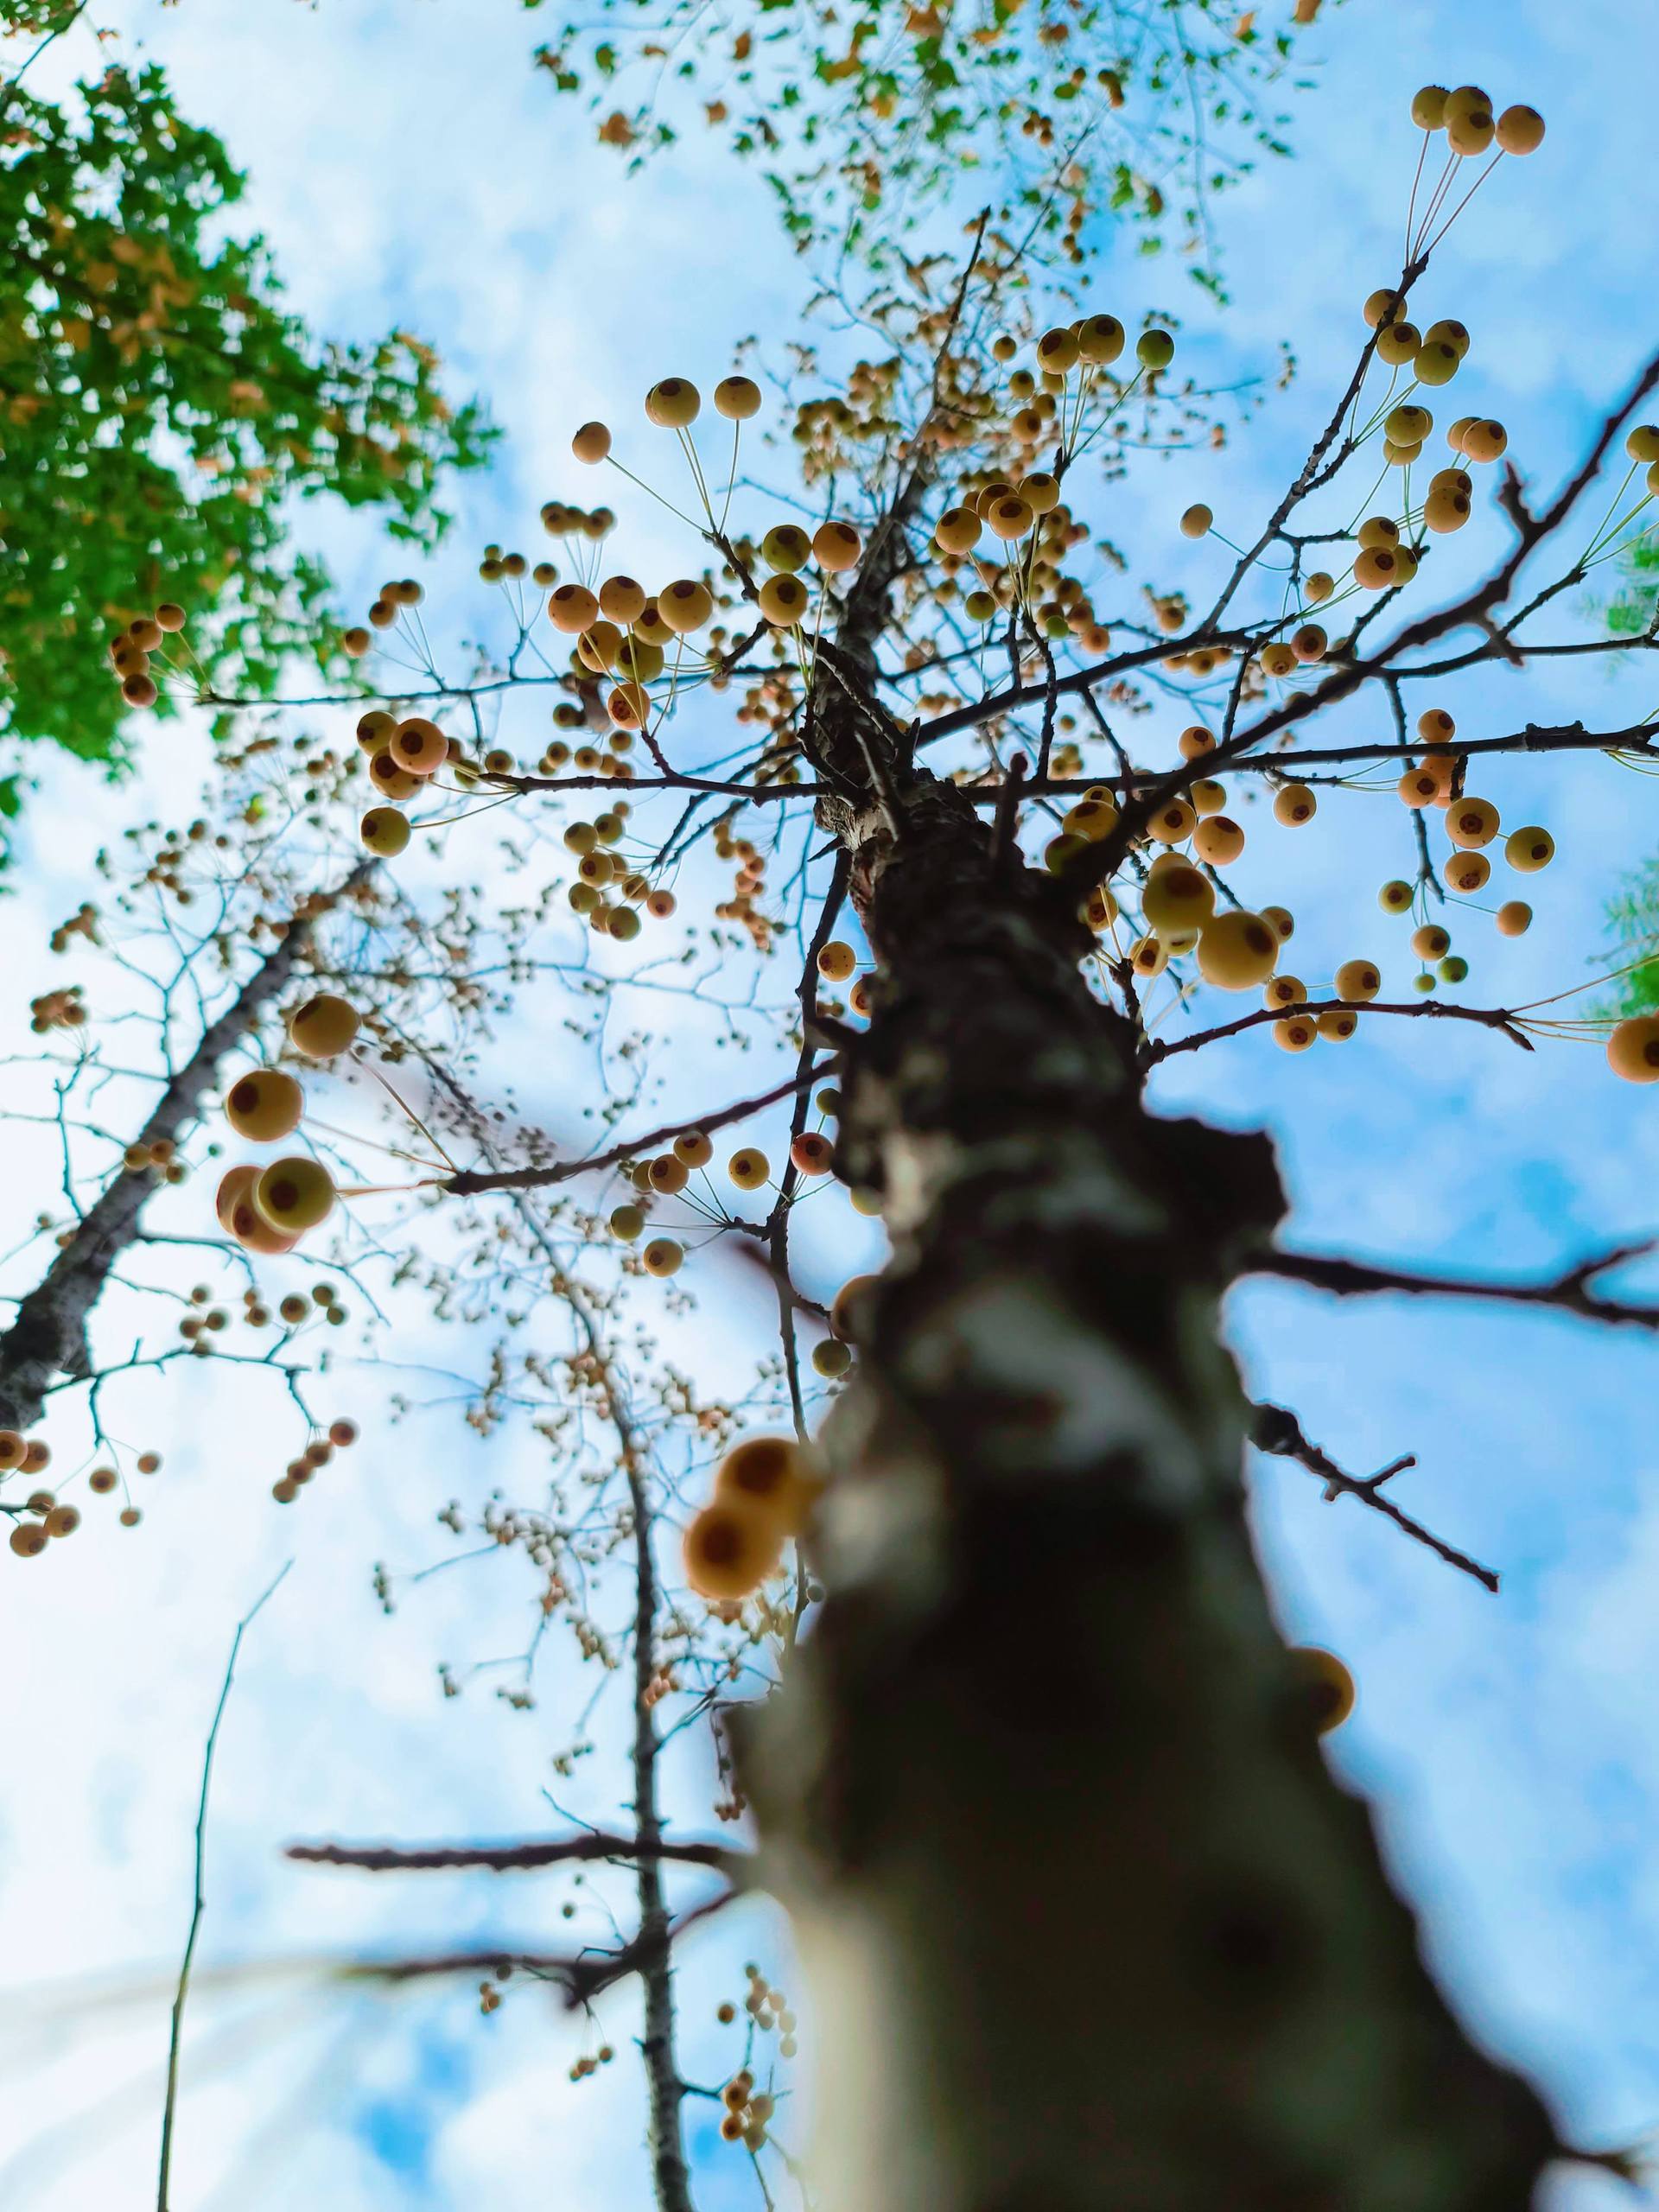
1141,863,1215,939
1334,959,1381,1002
252,1157,335,1235
1374,321,1421,367
728,1147,770,1192
1063,798,1118,842
1191,779,1227,818
1607,1016,1659,1084
1504,826,1554,872
550,584,601,634
758,575,810,627
225,1069,303,1143
830,1274,879,1344
658,580,714,633
1461,419,1508,463
390,716,448,775
715,376,761,421
1353,545,1402,590
1495,104,1544,156
287,995,359,1061
1077,314,1124,364
683,1500,779,1600
1409,86,1447,130
645,378,700,429
715,1435,814,1536
1037,327,1080,374
813,521,861,573
1192,815,1243,866
600,575,648,624
1290,1645,1355,1732
1446,797,1500,849
369,752,422,800
361,806,410,856
1146,798,1197,845
935,507,982,556
1445,850,1491,894
1196,911,1280,992
761,524,812,573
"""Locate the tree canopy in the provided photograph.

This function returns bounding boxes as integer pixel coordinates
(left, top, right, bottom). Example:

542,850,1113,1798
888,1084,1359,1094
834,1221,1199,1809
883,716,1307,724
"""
536,0,1332,275
0,21,491,832
4,19,1659,2212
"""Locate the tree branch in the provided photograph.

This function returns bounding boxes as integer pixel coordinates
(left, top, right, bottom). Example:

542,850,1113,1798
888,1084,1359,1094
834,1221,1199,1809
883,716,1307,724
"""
1249,1241,1659,1331
444,1066,826,1198
285,1830,746,1875
1248,1403,1497,1592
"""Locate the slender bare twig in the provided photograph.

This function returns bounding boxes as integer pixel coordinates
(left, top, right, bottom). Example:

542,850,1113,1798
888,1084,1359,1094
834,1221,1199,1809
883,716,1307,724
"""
157,1562,292,2212
1249,1403,1498,1592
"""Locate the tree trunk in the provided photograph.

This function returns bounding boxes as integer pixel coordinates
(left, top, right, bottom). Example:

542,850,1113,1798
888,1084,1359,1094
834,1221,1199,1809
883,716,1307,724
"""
626,1447,696,2212
741,625,1560,2205
0,868,367,1433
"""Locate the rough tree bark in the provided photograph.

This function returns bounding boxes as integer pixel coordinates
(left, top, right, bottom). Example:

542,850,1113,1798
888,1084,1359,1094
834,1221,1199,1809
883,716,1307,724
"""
626,1437,696,2212
739,489,1567,2209
0,868,367,1433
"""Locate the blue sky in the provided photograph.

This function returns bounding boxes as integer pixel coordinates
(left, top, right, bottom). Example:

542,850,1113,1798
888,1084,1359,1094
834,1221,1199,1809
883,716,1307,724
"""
3,1,1659,2208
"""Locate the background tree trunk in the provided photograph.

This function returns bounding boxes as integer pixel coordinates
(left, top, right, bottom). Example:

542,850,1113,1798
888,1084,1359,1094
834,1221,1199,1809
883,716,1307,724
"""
0,868,367,1433
742,652,1560,2206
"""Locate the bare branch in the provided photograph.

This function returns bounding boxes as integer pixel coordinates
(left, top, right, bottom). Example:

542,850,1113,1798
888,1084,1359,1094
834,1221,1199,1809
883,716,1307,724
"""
444,1066,827,1198
1147,996,1535,1063
286,1829,745,1876
1249,1241,1659,1332
1249,1403,1498,1592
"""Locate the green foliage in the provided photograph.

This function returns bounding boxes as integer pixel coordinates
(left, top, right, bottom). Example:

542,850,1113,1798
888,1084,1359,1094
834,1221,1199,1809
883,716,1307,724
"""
1601,854,1659,1015
0,54,493,792
1605,535,1659,639
1597,532,1659,995
524,0,1331,275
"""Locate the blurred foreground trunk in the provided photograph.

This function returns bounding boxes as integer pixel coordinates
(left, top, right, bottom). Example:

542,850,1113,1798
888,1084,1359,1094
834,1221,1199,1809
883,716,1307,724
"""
743,675,1557,2209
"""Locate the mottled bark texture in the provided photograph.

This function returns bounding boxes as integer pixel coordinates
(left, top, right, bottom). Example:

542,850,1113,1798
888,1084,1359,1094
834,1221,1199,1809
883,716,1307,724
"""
740,519,1560,2209
0,877,362,1433
626,1441,695,2212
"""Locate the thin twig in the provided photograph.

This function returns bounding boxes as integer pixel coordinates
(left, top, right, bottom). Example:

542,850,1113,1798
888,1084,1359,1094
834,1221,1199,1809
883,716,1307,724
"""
157,1562,292,2212
1249,1403,1497,1592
